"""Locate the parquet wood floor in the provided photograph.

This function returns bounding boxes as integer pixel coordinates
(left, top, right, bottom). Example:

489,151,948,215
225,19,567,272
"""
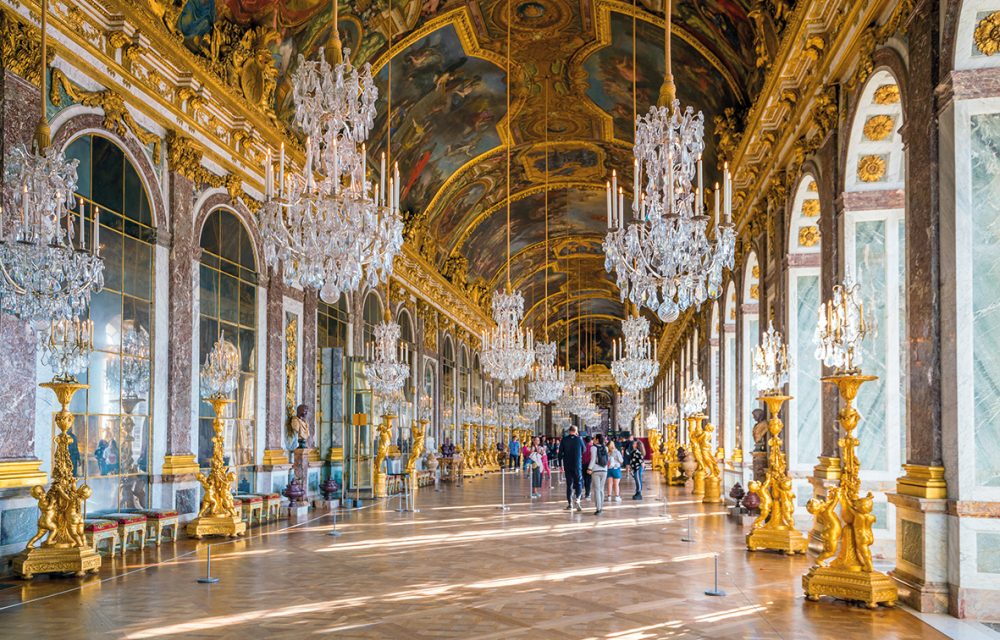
0,472,951,639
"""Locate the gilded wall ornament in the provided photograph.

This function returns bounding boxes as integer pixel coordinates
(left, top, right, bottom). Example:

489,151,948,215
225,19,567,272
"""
811,85,838,138
863,115,894,141
0,13,53,86
975,11,1000,56
49,69,162,158
713,107,743,171
166,132,242,199
798,225,820,247
873,84,900,105
802,199,820,217
285,313,298,418
857,154,887,182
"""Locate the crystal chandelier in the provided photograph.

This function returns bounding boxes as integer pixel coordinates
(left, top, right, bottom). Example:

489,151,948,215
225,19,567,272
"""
107,321,151,398
681,376,707,417
481,2,535,385
528,341,566,404
522,400,541,424
201,335,241,398
611,313,659,392
41,318,93,382
260,1,402,303
753,319,790,395
814,274,873,375
0,0,104,329
364,289,410,398
617,391,640,427
497,386,520,426
603,0,734,322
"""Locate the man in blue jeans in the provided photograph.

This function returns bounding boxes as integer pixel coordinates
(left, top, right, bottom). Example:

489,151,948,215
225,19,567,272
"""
559,426,585,511
509,437,521,469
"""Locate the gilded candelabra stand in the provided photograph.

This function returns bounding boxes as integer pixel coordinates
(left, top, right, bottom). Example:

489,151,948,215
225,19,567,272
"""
647,428,663,478
15,380,102,579
685,414,707,497
802,373,897,608
187,395,247,538
746,394,808,555
404,420,426,508
665,422,684,485
372,414,394,498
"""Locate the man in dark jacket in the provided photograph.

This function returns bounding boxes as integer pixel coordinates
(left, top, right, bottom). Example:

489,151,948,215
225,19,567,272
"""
559,426,585,511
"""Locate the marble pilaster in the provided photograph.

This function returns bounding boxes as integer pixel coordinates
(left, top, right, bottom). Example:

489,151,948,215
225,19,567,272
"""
0,70,42,485
162,169,198,475
262,267,288,466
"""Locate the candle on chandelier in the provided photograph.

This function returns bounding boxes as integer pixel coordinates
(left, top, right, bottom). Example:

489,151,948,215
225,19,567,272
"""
279,143,285,197
380,152,386,206
93,206,100,255
606,180,612,229
696,156,703,216
633,159,640,213
713,182,720,228
265,148,272,199
394,162,401,211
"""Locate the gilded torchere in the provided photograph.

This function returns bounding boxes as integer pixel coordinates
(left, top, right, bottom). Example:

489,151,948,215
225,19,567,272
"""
665,421,684,486
648,428,663,478
699,422,723,504
746,395,808,555
686,414,707,497
372,414,394,498
405,420,426,502
187,395,247,538
15,381,102,579
802,374,897,608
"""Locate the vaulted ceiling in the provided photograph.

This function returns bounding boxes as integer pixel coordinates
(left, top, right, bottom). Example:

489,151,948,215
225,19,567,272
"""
176,0,757,367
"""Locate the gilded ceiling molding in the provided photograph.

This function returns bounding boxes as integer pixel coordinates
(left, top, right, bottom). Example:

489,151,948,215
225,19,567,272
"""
49,68,162,159
0,11,52,85
498,236,606,292
392,249,490,337
974,12,1000,56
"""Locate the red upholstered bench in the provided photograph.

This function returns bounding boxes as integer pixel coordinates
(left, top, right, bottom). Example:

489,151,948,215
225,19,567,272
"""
102,512,148,554
84,518,119,556
125,509,180,546
233,494,264,525
246,493,282,522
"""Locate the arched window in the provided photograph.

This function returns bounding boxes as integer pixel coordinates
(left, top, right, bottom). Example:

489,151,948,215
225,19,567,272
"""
442,337,456,441
317,294,349,457
63,134,155,513
199,209,258,493
459,346,470,411
741,253,761,456
709,301,720,429
362,291,383,347
843,69,906,476
786,176,823,472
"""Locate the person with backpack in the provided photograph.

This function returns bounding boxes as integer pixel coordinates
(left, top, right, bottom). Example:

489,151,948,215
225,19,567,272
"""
587,433,609,515
529,436,544,498
581,435,593,500
629,435,646,500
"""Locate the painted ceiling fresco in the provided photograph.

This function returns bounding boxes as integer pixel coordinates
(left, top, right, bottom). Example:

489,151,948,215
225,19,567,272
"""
171,0,754,345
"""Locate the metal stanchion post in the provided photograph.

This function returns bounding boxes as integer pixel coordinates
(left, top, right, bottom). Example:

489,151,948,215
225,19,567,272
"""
681,516,696,542
704,554,726,597
197,545,220,584
497,467,510,511
328,503,342,537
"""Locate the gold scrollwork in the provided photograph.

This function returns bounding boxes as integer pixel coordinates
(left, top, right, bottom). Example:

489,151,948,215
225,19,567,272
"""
49,68,163,159
975,11,1000,56
166,131,242,199
0,12,52,86
856,154,887,183
863,114,894,142
285,314,298,418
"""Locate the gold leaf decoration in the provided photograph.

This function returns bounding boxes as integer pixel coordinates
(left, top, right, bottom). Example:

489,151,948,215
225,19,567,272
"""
857,155,887,183
802,199,820,217
807,181,818,192
750,284,760,300
798,225,820,247
873,84,900,105
975,11,1000,56
863,114,894,141
752,265,760,279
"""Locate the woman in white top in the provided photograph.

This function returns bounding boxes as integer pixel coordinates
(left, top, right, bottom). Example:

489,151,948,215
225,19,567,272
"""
605,440,624,503
587,433,609,515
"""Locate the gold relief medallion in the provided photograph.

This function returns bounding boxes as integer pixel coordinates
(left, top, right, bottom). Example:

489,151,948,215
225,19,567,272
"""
802,199,820,217
975,11,1000,56
872,84,900,105
863,114,894,141
798,225,820,247
857,155,887,183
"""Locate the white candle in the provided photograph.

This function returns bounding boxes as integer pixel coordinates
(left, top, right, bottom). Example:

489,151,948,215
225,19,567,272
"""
696,156,703,216
394,162,400,210
279,143,285,197
713,182,720,228
78,198,85,249
380,152,386,206
606,181,612,228
93,206,100,255
265,149,272,198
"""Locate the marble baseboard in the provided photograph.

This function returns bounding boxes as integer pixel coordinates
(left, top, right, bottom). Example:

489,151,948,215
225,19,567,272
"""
949,584,1000,619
